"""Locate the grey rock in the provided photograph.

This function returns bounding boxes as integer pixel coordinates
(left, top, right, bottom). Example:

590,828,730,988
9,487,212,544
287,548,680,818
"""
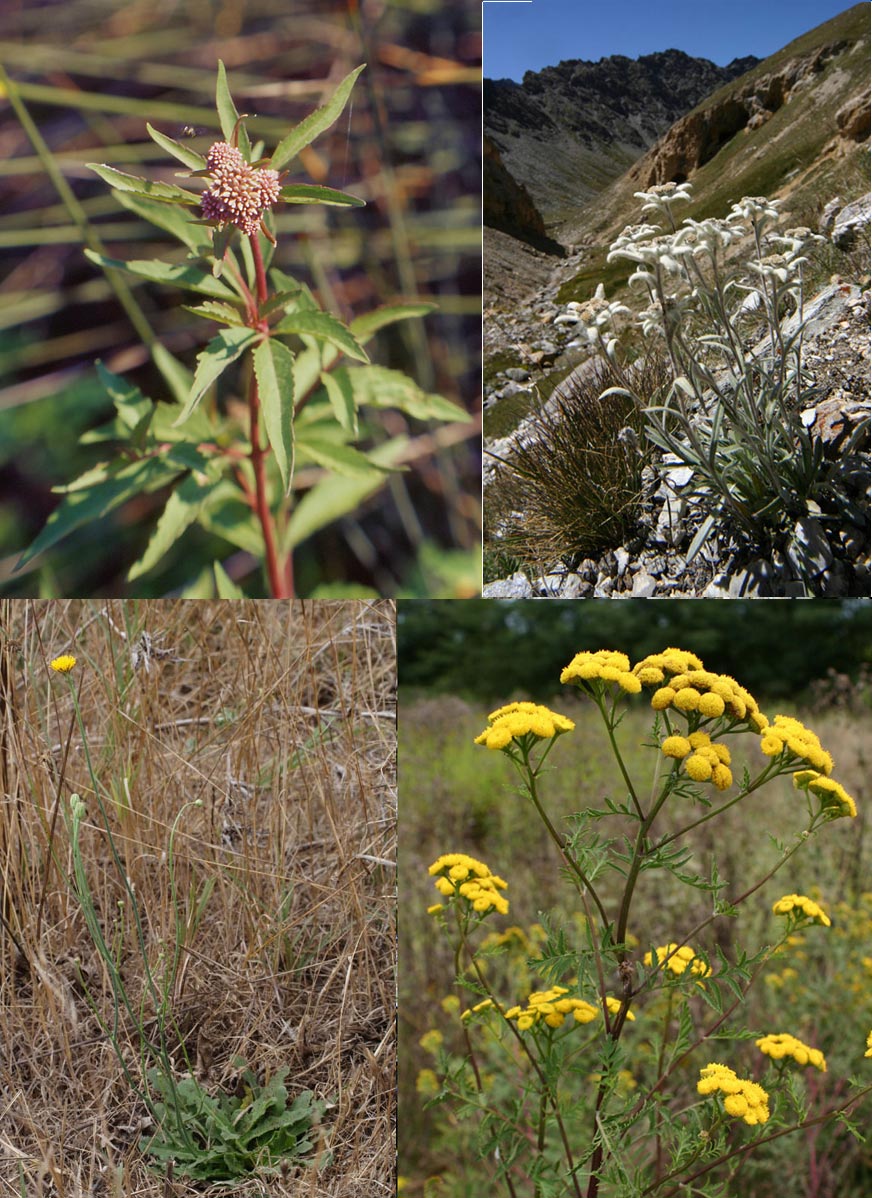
504,368,531,382
631,571,657,597
644,554,668,577
496,381,531,400
819,196,843,234
702,574,731,598
727,559,775,597
654,497,686,546
577,558,599,583
594,575,614,597
614,547,630,578
786,517,834,578
482,573,533,598
822,561,850,597
832,194,871,250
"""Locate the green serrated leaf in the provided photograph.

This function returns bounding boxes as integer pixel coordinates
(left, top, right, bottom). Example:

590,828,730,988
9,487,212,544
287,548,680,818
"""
116,190,210,255
285,436,406,549
259,288,302,319
350,302,436,344
152,341,194,407
183,300,246,327
128,473,216,580
146,122,207,170
214,561,246,598
295,433,392,479
279,183,365,208
253,339,295,493
86,163,200,205
84,249,239,300
174,327,257,426
215,60,251,159
270,65,366,170
198,481,265,555
330,365,468,422
95,362,151,427
15,458,183,572
319,370,357,435
273,311,368,362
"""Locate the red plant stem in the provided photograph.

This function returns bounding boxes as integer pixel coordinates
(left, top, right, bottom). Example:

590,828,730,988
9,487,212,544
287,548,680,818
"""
246,231,293,598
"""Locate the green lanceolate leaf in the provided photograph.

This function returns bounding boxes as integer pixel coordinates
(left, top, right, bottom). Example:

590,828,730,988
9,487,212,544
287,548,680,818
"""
253,338,295,493
330,364,468,422
153,342,194,407
183,300,246,327
258,288,302,320
270,64,366,170
215,60,251,159
320,370,357,435
96,363,151,429
86,163,200,205
285,437,407,549
213,561,246,599
350,302,436,344
116,191,211,255
198,480,265,555
175,327,258,426
273,311,369,362
279,183,365,208
84,249,240,300
15,457,185,572
127,472,217,580
146,122,207,170
295,431,393,479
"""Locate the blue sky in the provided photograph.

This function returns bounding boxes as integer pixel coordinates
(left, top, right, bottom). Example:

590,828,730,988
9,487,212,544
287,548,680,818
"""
483,0,863,80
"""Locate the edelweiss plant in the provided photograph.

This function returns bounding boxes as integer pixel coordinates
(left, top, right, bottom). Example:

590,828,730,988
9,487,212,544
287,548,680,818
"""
560,182,869,590
16,62,465,597
421,649,870,1196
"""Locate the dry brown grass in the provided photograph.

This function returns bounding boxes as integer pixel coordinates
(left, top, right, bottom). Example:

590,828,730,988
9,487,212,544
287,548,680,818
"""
0,599,396,1198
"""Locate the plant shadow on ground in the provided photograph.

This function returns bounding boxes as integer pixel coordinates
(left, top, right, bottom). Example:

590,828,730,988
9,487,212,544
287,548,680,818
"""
0,599,396,1197
0,0,481,598
398,692,872,1198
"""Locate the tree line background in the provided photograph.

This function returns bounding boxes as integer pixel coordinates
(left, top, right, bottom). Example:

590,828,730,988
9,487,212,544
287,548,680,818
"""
397,599,872,703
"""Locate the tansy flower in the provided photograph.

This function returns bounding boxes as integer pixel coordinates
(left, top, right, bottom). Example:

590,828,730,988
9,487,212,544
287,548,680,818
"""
644,943,711,981
865,1031,872,1059
756,1032,826,1071
200,140,282,237
772,894,831,926
560,650,642,694
759,715,834,774
793,770,857,819
661,731,732,790
418,1029,443,1054
635,653,766,729
504,986,633,1032
427,853,509,916
460,999,495,1022
697,1063,770,1125
415,1069,439,1097
474,701,575,750
50,655,77,673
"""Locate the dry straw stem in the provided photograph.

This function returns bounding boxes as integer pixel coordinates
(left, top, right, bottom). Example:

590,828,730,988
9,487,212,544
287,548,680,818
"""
0,598,396,1197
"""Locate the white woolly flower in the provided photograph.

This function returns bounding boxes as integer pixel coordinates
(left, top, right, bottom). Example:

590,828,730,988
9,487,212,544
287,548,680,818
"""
674,217,744,257
633,181,694,218
727,196,780,227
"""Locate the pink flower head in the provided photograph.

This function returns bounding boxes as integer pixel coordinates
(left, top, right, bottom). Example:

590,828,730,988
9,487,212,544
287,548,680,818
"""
201,141,281,236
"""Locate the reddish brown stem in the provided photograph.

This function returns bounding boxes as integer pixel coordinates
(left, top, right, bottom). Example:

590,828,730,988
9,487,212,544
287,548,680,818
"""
245,231,294,597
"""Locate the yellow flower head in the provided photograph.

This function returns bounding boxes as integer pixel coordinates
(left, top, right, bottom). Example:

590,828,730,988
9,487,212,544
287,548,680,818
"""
644,943,711,982
505,986,629,1032
793,770,857,819
475,701,575,750
561,650,641,694
427,853,509,916
697,1063,770,1125
633,652,765,728
50,655,77,673
756,1032,826,1072
760,715,834,774
865,1031,872,1059
772,893,831,927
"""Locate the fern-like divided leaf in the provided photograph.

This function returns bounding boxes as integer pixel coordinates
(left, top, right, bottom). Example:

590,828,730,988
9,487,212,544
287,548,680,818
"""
141,1066,328,1182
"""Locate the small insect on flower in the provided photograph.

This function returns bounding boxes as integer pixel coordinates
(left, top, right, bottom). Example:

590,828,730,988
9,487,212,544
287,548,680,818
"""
50,654,77,673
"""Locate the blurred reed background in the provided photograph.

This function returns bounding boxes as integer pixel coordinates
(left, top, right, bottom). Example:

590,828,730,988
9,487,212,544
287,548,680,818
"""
0,0,481,597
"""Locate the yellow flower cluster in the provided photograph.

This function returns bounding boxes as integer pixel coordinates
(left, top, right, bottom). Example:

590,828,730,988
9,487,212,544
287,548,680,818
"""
644,943,711,981
660,731,732,790
772,894,831,926
760,715,834,773
865,1031,872,1059
560,650,642,693
634,650,767,729
460,999,495,1022
505,986,634,1032
793,769,857,819
427,853,509,915
756,1032,826,1071
697,1063,770,1125
474,702,575,750
50,655,77,673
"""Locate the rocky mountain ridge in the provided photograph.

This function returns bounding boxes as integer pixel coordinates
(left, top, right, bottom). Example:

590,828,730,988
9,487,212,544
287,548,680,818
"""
485,49,759,227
